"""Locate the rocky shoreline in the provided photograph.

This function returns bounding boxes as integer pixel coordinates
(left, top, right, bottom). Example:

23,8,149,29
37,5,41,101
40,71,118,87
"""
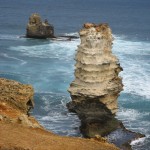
0,77,144,150
0,78,119,150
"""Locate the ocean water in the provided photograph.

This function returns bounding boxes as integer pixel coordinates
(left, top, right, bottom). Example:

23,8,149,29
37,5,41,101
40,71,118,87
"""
0,0,150,149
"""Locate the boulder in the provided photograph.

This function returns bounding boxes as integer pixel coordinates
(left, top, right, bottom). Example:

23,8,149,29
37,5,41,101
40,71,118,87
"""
26,13,54,39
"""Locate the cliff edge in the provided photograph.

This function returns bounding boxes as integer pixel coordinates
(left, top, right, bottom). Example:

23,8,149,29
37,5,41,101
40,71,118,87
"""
0,78,119,150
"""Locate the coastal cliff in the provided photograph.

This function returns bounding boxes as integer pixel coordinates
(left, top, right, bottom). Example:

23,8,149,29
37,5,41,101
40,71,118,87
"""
0,78,119,150
0,78,41,128
67,23,123,137
26,13,54,39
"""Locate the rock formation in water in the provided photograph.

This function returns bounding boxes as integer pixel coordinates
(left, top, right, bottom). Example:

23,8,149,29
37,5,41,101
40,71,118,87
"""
26,13,54,39
0,78,119,150
67,23,123,137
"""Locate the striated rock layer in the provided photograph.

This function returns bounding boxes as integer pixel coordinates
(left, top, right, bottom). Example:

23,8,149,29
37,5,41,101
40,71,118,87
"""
0,78,119,150
67,24,145,150
26,13,54,39
67,23,123,137
68,23,123,114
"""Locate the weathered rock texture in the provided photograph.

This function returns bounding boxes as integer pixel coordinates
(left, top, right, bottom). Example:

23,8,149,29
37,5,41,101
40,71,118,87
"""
68,23,123,114
0,78,41,128
26,13,54,39
0,78,119,150
67,23,123,138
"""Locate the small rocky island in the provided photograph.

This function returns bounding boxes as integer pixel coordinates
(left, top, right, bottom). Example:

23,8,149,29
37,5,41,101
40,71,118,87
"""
26,13,79,40
0,78,119,150
26,13,55,39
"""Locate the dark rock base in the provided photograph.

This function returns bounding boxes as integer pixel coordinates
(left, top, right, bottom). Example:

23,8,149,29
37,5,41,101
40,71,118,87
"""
67,98,120,137
67,99,145,150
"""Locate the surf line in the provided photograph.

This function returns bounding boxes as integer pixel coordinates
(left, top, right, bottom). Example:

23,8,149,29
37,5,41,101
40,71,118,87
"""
1,53,27,65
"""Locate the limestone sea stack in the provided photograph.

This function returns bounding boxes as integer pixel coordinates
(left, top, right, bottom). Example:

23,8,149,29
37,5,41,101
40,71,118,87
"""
0,78,119,150
26,13,55,39
67,23,123,137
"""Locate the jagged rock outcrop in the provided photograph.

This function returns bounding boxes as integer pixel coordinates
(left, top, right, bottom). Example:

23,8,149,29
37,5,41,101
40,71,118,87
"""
67,23,123,138
26,13,54,39
0,78,41,128
0,78,119,150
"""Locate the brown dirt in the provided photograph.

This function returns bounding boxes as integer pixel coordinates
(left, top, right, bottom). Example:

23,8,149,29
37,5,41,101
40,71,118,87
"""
0,122,119,150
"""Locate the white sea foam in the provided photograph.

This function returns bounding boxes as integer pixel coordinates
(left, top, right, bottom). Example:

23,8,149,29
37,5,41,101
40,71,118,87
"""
117,108,140,121
0,34,21,40
113,35,150,99
9,38,80,61
131,137,146,146
1,53,27,65
34,92,81,136
116,108,150,149
35,102,80,136
0,71,29,77
64,32,79,37
116,108,150,137
117,108,150,120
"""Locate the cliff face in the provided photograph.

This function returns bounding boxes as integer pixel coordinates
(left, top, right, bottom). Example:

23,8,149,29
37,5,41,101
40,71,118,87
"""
0,78,119,150
67,23,123,137
0,78,41,128
26,13,54,39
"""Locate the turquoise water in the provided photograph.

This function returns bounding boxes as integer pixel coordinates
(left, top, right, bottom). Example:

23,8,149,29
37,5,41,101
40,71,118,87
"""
0,0,150,149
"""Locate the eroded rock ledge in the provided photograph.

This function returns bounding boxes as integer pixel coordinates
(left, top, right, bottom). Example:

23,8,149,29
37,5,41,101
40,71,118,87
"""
0,78,119,150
